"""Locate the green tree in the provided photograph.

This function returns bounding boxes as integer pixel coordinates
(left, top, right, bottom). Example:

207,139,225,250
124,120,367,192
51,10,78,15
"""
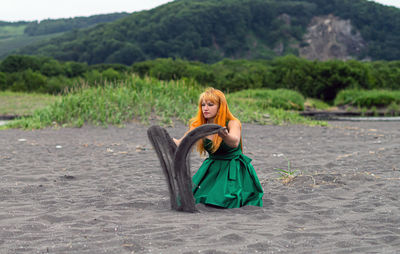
10,69,47,92
40,59,65,76
102,68,121,82
0,55,41,73
65,61,88,77
105,44,145,65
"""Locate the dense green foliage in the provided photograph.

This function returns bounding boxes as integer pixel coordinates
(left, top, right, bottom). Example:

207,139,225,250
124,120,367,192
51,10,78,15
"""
132,56,400,101
0,55,132,93
1,55,399,104
13,0,400,64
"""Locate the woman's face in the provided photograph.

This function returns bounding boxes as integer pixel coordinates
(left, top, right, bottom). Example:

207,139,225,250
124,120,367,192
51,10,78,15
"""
201,100,219,122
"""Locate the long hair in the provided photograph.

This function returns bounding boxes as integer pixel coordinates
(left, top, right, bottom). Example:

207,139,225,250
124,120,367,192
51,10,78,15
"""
189,87,241,155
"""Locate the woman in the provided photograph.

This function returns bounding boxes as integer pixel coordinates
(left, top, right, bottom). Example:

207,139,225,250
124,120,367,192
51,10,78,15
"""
174,87,263,208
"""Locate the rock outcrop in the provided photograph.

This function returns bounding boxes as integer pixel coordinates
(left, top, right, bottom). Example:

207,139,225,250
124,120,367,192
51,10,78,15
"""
299,14,366,61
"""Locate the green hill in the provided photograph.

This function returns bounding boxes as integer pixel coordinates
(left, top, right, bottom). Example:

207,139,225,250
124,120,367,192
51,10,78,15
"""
9,0,400,64
0,13,130,58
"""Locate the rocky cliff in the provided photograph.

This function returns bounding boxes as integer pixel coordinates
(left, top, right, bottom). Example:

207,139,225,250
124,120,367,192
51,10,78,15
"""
299,14,366,61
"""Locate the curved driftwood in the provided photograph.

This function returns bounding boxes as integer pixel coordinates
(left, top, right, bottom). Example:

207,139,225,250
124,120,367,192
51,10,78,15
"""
147,126,178,210
147,124,224,212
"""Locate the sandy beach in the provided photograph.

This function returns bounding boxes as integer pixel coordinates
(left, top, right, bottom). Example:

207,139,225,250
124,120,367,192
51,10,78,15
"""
0,120,399,253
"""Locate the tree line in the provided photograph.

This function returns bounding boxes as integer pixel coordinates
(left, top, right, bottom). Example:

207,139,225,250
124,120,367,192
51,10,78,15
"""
0,55,399,103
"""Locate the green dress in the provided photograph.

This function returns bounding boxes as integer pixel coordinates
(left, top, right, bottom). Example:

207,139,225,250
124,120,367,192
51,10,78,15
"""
192,135,264,208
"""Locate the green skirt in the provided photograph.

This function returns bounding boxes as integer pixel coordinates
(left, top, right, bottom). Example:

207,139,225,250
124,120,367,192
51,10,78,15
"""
192,150,264,208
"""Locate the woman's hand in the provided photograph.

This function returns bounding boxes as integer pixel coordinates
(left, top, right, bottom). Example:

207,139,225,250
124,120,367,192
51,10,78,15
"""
217,127,229,138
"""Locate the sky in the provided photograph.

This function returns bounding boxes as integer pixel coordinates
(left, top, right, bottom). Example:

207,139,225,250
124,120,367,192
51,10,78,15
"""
0,0,399,22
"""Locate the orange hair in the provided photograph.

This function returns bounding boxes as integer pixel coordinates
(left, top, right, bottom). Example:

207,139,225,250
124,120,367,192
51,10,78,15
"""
189,87,242,155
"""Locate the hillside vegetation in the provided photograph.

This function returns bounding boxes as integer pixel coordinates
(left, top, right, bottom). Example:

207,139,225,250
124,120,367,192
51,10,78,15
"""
13,0,400,64
0,13,129,58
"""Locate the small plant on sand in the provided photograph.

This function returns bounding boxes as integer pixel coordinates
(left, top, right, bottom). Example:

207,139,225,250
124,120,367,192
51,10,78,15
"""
274,155,299,184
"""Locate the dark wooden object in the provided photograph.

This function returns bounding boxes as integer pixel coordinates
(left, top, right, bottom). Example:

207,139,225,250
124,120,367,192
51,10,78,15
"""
147,124,223,212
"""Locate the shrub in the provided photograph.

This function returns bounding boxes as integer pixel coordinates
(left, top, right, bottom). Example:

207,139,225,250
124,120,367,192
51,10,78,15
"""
355,92,398,108
41,76,72,94
83,70,103,85
102,68,123,82
40,60,65,76
334,89,400,108
9,69,47,92
65,61,88,78
0,55,41,73
227,88,305,111
333,89,360,106
304,98,331,110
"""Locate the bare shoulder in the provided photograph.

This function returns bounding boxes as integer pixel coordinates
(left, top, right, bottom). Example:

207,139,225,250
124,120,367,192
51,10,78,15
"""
227,119,241,130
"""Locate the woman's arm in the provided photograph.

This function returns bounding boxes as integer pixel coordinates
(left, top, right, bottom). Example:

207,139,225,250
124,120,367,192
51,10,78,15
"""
218,120,241,148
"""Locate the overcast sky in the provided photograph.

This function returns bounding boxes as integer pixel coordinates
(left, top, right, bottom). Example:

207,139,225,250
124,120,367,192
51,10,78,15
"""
0,0,399,22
